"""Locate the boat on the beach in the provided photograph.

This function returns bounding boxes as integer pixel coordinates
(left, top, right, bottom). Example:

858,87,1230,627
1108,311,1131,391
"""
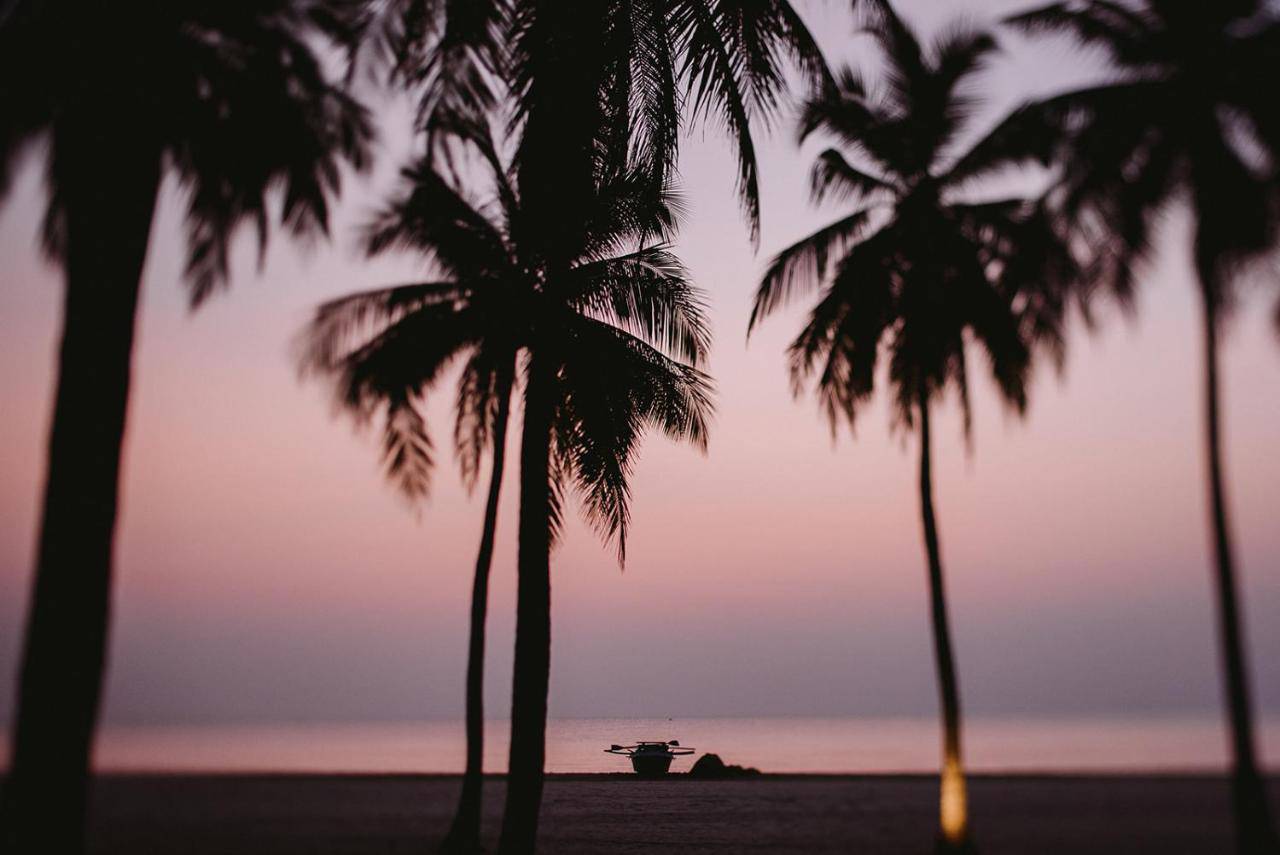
604,740,695,776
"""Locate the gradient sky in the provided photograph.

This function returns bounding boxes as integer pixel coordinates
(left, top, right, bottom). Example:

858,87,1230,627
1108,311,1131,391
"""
1,1,1278,728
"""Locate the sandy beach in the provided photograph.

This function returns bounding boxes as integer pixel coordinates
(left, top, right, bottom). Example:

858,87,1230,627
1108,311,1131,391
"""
85,772,1280,854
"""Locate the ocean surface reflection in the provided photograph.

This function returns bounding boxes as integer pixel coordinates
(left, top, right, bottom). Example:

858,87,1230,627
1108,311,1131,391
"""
12,715,1275,774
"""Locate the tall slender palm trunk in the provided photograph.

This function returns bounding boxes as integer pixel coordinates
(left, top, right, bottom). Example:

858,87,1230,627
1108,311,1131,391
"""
2,126,161,854
1199,291,1279,855
917,393,974,854
442,369,515,853
497,356,554,855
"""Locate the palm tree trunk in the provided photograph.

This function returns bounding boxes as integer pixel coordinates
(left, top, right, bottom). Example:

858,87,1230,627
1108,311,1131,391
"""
497,355,554,855
1199,291,1279,855
442,366,514,854
917,393,974,855
1,128,161,853
514,1,607,262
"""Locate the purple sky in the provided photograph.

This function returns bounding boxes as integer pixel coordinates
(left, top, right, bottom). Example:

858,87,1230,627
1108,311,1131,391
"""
1,1,1278,727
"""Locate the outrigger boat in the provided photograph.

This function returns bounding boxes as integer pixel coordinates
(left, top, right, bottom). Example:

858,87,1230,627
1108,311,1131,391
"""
604,740,695,776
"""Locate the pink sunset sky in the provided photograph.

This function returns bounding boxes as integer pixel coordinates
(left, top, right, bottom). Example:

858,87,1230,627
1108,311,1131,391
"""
1,0,1278,728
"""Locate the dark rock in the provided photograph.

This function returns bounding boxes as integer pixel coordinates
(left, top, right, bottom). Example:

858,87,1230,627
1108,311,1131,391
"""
687,753,761,778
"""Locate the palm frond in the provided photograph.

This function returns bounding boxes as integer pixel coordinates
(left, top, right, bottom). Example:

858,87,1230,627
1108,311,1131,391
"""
809,148,894,205
363,157,511,277
677,0,763,241
796,67,880,151
569,245,711,364
577,169,685,261
786,230,897,432
868,0,927,115
953,254,1030,415
299,280,469,374
380,396,435,499
928,24,999,150
174,3,375,304
750,208,876,330
1190,135,1280,311
346,0,505,127
943,98,1064,189
545,430,570,551
1005,1,1155,63
303,294,482,499
330,303,475,412
707,0,820,118
555,315,714,563
626,0,682,182
454,345,516,491
425,103,519,224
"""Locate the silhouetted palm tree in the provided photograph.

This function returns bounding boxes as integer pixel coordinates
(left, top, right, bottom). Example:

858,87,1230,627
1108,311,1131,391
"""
0,3,371,851
300,109,713,855
498,8,824,846
300,108,518,855
750,9,1077,853
992,4,1280,851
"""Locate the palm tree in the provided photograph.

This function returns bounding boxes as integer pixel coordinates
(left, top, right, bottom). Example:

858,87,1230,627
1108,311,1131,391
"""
749,9,1078,853
991,4,1280,852
299,110,713,855
0,3,371,851
493,7,827,847
300,108,519,855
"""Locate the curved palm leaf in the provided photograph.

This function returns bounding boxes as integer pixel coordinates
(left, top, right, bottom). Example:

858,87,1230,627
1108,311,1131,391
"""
555,314,713,562
750,208,876,330
810,148,895,205
569,245,710,364
363,158,511,277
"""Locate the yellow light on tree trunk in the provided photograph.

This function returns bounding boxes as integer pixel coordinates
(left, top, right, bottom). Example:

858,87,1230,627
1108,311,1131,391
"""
940,751,969,845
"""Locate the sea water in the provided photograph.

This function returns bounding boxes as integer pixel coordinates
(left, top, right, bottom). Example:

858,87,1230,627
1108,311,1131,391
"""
6,715,1275,775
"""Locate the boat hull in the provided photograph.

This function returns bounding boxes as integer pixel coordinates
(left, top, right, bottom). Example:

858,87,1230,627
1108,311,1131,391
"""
630,754,675,776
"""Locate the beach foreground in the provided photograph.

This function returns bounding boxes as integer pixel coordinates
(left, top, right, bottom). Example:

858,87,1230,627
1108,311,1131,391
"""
84,773,1280,854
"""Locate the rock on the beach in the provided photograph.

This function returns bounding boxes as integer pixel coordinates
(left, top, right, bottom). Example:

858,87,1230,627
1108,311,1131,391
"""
688,753,761,778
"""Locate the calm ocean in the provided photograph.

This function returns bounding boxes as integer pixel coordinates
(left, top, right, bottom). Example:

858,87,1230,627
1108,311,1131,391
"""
8,715,1277,775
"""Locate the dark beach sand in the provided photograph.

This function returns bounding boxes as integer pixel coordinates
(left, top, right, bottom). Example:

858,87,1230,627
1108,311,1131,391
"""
86,773,1280,854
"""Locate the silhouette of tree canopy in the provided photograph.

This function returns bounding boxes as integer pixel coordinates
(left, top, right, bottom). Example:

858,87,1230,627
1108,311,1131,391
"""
987,3,1280,853
981,1,1280,312
750,12,1076,432
0,0,373,303
301,105,712,562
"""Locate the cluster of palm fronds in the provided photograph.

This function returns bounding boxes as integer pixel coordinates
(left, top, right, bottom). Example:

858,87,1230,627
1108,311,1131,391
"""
3,2,1280,854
